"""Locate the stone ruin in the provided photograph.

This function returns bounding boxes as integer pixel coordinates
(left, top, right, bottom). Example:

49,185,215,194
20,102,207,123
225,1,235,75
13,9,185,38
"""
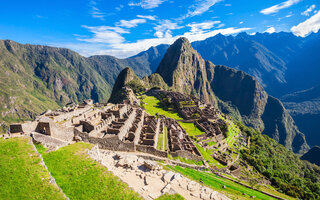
9,99,204,162
165,118,202,161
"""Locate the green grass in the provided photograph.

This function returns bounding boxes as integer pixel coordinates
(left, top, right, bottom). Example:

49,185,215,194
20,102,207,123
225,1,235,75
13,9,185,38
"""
40,142,142,200
0,137,65,200
155,193,185,200
168,165,277,200
178,122,205,137
157,133,164,150
194,143,226,169
207,141,217,146
225,120,240,146
142,96,182,120
174,156,204,166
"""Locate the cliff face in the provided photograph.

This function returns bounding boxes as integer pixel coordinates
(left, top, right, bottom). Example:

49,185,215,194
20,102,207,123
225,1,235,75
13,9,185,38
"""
155,37,309,153
108,67,143,104
156,38,216,105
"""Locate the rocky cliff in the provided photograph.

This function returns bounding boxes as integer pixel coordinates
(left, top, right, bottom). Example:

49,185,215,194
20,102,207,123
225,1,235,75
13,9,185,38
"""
156,38,216,105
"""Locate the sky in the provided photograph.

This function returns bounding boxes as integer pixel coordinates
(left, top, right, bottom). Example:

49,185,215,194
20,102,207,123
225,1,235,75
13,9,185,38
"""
1,0,320,58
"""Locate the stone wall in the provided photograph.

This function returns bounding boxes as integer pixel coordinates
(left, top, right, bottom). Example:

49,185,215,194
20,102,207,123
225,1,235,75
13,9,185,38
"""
136,145,168,158
50,122,74,142
10,121,38,133
171,150,203,161
75,129,135,152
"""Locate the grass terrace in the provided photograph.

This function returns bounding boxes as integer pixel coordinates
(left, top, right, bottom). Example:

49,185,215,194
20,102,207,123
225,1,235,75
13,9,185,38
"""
167,165,278,200
0,137,65,200
38,142,143,200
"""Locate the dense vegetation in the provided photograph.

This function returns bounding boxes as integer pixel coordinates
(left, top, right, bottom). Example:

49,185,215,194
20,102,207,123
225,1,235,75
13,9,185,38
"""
0,137,65,200
39,142,143,200
239,122,320,199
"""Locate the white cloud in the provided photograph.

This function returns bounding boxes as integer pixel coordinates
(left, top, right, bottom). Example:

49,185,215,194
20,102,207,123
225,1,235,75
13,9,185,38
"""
302,5,316,16
239,21,244,24
154,20,184,38
137,15,156,20
291,11,320,37
187,21,221,33
78,25,128,44
89,0,105,20
76,25,250,58
117,19,147,28
260,0,302,15
264,27,276,33
184,0,223,18
128,0,166,9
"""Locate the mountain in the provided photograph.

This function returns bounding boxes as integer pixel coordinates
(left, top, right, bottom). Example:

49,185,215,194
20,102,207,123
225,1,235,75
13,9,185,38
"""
0,40,167,133
156,37,216,104
281,85,320,147
0,40,111,132
120,37,309,154
191,32,320,148
192,33,287,94
301,146,320,166
191,32,320,97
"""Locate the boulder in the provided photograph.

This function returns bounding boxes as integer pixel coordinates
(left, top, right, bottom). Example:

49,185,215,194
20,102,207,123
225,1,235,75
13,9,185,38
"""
162,171,175,183
144,160,157,170
187,181,197,192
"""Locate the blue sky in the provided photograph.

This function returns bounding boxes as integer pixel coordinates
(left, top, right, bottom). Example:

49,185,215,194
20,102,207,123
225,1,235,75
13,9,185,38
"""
1,0,320,58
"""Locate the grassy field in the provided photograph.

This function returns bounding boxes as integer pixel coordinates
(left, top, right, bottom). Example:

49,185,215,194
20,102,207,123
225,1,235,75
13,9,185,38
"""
38,142,143,200
225,120,240,146
142,96,182,120
155,193,185,200
167,165,277,200
178,122,205,137
0,137,65,200
194,143,226,169
142,96,205,137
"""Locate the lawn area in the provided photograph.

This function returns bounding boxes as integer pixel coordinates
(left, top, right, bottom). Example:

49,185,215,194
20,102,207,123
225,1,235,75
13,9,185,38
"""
194,143,226,169
155,193,185,200
168,166,277,200
142,96,182,120
39,142,142,200
225,120,240,146
0,137,65,200
178,122,205,137
157,133,164,150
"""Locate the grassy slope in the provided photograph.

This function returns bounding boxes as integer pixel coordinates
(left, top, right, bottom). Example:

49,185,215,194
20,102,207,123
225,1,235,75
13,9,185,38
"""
168,166,276,200
0,137,65,200
39,142,142,200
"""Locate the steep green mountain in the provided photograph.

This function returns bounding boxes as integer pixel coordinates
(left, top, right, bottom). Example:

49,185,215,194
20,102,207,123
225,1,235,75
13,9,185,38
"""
156,37,308,154
0,40,111,132
156,37,216,104
0,40,168,132
301,146,320,166
108,67,145,104
239,123,320,199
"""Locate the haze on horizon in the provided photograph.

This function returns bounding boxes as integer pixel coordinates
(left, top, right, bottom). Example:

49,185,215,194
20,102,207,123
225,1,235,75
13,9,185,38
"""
1,0,320,58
